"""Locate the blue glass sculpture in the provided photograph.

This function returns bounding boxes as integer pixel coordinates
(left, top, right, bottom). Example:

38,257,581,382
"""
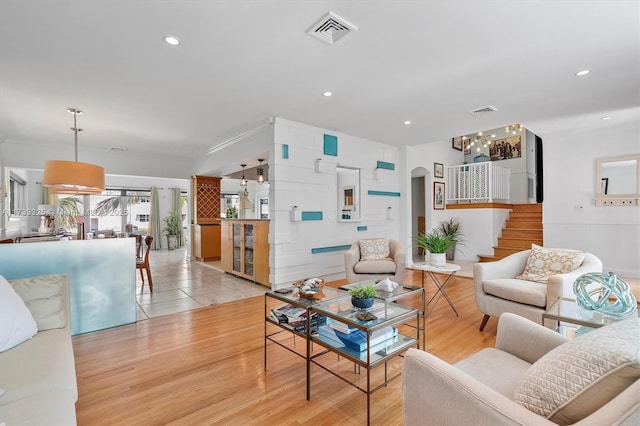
573,272,638,318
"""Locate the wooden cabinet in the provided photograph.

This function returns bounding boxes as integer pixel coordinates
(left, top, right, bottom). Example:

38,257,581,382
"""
221,220,269,287
192,224,221,261
191,175,221,260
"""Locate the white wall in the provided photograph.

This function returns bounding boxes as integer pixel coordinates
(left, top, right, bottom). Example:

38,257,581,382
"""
270,118,402,287
542,120,640,277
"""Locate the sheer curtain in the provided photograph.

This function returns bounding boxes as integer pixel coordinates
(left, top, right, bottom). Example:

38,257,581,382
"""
149,187,162,249
171,188,183,247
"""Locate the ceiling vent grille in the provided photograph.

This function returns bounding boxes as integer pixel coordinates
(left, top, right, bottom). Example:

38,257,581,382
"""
469,105,499,116
307,11,358,45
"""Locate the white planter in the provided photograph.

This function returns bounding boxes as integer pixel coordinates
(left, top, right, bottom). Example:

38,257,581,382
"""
429,252,447,267
167,235,178,250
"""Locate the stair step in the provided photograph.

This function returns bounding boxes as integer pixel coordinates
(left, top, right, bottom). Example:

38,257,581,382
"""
494,247,524,258
478,254,499,262
508,211,542,221
505,220,543,229
497,237,543,249
501,228,543,239
511,203,542,213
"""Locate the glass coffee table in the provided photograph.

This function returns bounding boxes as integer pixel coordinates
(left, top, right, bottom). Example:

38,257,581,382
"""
542,297,632,338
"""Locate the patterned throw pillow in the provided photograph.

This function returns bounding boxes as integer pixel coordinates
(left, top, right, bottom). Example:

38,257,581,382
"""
359,238,390,261
516,244,585,283
514,317,640,424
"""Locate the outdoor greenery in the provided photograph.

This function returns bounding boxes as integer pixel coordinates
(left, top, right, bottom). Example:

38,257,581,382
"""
348,283,376,299
226,205,238,219
163,212,182,235
415,229,456,254
55,197,83,231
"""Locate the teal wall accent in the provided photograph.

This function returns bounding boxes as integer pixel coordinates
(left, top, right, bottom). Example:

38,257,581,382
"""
323,134,338,156
368,190,401,197
357,226,368,231
301,211,323,221
376,161,395,170
282,144,289,159
311,244,352,254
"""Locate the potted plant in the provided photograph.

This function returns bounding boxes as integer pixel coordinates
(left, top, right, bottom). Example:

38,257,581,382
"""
438,217,464,261
226,205,238,219
163,213,181,250
349,283,377,309
415,229,456,266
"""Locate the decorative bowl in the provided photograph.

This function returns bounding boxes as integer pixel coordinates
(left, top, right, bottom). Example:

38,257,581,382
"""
292,277,326,299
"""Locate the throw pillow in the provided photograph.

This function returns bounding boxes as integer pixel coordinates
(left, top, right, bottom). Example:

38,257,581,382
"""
359,238,390,261
9,274,66,331
516,244,585,283
0,275,38,352
514,317,640,424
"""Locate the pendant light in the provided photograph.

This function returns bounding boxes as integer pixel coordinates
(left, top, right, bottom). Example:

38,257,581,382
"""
257,159,265,185
42,108,105,194
240,164,248,187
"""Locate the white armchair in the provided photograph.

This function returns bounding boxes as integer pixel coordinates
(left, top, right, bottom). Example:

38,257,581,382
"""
344,238,406,283
402,313,640,426
474,249,603,330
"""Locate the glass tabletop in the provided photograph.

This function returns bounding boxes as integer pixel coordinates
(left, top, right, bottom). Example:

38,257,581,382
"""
340,280,422,301
312,294,417,331
266,285,344,307
544,297,625,328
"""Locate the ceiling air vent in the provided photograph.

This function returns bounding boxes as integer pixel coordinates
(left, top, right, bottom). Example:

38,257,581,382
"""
469,105,499,116
307,11,358,45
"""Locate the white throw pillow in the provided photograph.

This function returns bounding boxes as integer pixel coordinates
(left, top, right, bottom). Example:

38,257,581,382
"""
0,275,37,352
516,244,585,283
9,274,66,331
359,238,391,261
514,317,640,424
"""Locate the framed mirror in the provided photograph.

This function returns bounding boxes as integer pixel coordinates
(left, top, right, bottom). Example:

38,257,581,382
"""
595,154,640,206
337,166,360,221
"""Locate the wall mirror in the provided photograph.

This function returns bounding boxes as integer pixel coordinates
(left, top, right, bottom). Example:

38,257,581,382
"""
595,154,640,206
337,166,360,221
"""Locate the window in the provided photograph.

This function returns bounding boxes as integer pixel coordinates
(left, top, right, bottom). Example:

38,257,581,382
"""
9,173,26,215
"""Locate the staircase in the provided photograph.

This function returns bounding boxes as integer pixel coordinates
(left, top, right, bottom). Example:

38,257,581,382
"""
478,204,543,262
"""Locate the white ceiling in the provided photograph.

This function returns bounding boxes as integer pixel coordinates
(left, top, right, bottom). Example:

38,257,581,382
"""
0,1,638,176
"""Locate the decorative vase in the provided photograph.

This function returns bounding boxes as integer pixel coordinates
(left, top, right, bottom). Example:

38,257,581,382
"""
38,216,49,234
429,252,447,267
351,297,374,309
445,243,456,261
167,235,178,250
573,272,637,318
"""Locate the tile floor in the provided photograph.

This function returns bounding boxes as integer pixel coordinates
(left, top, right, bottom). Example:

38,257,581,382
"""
135,247,267,321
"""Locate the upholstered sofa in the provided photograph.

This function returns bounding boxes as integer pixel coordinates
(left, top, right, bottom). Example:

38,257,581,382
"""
474,247,603,330
0,274,78,425
403,313,640,425
344,238,406,283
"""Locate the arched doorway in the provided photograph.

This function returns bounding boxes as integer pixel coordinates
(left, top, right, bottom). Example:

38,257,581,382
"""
410,167,430,262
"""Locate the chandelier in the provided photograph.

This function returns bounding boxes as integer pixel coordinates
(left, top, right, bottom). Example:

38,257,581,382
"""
42,108,105,194
505,123,524,135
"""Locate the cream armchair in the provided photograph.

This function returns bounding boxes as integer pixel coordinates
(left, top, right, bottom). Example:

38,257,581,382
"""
344,238,406,283
402,313,640,426
474,249,603,330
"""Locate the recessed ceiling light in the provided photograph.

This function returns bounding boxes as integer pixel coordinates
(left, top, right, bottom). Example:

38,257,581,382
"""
322,91,332,97
403,121,411,125
163,35,181,46
601,116,612,120
575,69,590,76
490,134,496,138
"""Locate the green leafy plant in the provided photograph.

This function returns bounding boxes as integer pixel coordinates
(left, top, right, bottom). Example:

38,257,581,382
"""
438,217,464,242
163,213,181,235
226,205,238,219
415,229,456,254
348,283,376,299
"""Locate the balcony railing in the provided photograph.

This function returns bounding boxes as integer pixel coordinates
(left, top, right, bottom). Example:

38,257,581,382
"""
447,162,510,203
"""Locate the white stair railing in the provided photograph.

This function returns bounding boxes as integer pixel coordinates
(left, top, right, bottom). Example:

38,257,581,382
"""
447,162,510,203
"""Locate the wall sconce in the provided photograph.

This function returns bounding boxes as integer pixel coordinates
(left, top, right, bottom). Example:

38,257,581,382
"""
240,164,248,187
291,205,301,222
257,159,265,185
386,206,392,220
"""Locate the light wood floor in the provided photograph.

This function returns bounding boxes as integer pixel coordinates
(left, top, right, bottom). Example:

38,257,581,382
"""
73,269,497,425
